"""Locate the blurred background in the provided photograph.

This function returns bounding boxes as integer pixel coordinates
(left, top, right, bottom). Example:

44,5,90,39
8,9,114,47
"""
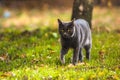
0,0,120,32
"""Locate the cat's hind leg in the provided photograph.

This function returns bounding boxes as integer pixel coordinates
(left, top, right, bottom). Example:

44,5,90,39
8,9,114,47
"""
84,44,91,60
79,48,83,62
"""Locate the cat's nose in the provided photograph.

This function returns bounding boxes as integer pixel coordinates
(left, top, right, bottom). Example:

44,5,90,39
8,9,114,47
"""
64,32,67,35
63,33,67,37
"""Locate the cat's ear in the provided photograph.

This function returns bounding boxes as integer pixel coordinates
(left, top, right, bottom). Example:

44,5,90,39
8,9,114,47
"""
58,19,63,26
69,19,74,27
71,18,75,24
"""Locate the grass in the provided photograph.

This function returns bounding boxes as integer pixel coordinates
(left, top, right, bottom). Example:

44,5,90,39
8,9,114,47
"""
0,7,120,80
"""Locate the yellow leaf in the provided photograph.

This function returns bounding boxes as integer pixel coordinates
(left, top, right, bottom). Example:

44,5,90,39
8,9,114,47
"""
68,64,75,68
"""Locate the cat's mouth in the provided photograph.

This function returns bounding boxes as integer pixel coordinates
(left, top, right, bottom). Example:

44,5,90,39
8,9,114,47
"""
63,35,68,38
63,35,70,38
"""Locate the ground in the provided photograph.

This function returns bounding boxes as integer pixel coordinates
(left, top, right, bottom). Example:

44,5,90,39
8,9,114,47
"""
0,7,120,80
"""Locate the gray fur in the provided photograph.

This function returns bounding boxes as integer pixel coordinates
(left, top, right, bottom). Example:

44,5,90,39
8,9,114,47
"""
58,19,92,65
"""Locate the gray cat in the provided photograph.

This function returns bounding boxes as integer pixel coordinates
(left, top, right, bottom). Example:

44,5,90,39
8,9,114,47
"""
58,19,92,65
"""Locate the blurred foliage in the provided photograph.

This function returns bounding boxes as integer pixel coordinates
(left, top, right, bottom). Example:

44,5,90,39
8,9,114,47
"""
0,0,73,10
0,0,120,10
94,0,120,6
0,7,120,32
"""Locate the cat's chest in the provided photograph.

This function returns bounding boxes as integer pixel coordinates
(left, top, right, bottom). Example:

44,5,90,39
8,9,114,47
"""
62,38,78,48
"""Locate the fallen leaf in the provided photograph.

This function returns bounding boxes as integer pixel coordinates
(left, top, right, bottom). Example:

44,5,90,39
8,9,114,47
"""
1,72,14,77
99,50,105,56
77,62,85,66
99,50,105,62
20,54,26,58
68,64,75,68
40,64,44,67
0,53,9,61
0,57,5,61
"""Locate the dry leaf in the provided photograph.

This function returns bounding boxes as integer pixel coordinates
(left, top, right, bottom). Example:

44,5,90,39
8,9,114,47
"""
20,54,26,58
0,53,9,61
99,50,105,62
40,64,44,67
1,72,14,77
77,62,85,66
0,57,5,61
68,64,75,68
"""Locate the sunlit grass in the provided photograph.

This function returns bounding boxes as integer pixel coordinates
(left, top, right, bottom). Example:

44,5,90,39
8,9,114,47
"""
0,28,120,79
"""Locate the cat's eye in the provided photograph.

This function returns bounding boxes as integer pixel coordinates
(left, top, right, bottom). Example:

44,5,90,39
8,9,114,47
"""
67,29,71,32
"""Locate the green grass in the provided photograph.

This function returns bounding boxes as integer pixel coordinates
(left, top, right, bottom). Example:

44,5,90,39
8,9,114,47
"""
0,28,120,80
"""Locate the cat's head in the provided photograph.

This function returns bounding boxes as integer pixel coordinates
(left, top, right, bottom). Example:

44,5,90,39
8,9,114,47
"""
58,19,75,38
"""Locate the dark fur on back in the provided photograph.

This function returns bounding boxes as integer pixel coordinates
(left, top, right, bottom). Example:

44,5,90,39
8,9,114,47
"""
58,19,92,65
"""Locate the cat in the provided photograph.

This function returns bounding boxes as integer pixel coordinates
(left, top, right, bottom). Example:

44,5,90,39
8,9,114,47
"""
58,19,92,65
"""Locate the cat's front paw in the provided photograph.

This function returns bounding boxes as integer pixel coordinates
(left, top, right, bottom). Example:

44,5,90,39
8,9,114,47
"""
60,58,65,64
